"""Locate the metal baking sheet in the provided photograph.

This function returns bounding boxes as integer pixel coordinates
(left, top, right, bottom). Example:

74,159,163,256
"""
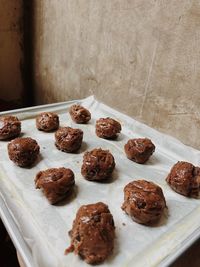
0,96,200,267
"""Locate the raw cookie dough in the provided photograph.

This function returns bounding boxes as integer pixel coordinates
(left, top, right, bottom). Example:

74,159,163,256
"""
122,180,166,225
66,202,115,264
96,117,121,139
55,127,83,152
0,116,21,140
166,161,200,198
8,137,40,167
124,138,155,164
81,148,115,181
36,112,59,132
69,104,91,124
35,167,75,204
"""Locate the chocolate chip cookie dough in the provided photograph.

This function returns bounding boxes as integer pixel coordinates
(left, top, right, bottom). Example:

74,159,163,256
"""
35,167,75,204
55,127,83,152
66,202,115,264
124,138,155,164
122,180,166,225
69,104,91,124
7,137,40,167
166,161,200,198
36,112,59,132
81,148,115,181
0,116,21,140
96,117,121,139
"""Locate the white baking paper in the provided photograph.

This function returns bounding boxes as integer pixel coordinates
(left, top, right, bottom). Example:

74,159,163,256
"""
0,96,200,267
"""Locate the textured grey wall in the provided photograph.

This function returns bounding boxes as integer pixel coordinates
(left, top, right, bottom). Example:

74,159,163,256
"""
33,0,200,149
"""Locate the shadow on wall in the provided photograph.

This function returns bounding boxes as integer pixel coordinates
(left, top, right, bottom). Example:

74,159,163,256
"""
0,0,34,111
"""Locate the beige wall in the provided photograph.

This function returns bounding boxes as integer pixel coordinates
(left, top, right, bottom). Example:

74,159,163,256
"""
33,0,200,149
0,0,23,103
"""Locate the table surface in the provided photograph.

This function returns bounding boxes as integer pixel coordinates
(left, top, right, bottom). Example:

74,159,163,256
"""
171,238,200,267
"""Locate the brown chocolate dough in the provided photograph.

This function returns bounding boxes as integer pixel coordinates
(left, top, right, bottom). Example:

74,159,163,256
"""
81,148,115,181
36,112,59,132
166,161,200,198
122,180,166,225
124,138,155,164
55,127,83,152
96,117,121,139
66,202,115,264
69,104,91,124
7,137,40,167
0,116,21,140
35,167,75,204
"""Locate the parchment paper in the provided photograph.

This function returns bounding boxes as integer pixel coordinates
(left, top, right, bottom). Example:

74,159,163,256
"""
0,96,200,267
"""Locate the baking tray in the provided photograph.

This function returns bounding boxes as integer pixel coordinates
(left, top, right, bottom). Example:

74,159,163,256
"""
0,96,200,267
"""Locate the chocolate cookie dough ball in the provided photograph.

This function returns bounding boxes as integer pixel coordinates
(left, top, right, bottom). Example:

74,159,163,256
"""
95,117,121,139
7,137,40,167
81,148,115,181
124,138,155,164
122,180,166,225
35,167,75,204
166,161,200,198
66,202,115,264
0,116,21,140
69,104,91,124
36,112,59,132
55,127,83,153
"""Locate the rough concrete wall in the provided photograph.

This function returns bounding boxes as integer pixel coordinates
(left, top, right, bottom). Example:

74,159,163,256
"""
0,0,23,103
33,0,200,149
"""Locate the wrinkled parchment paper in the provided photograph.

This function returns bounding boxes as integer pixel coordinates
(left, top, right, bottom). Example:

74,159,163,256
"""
0,96,200,267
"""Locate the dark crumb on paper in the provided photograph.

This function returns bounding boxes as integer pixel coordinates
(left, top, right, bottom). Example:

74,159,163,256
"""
65,244,74,255
122,223,126,226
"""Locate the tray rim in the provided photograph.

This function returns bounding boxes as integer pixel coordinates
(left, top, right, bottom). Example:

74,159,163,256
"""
0,96,200,267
